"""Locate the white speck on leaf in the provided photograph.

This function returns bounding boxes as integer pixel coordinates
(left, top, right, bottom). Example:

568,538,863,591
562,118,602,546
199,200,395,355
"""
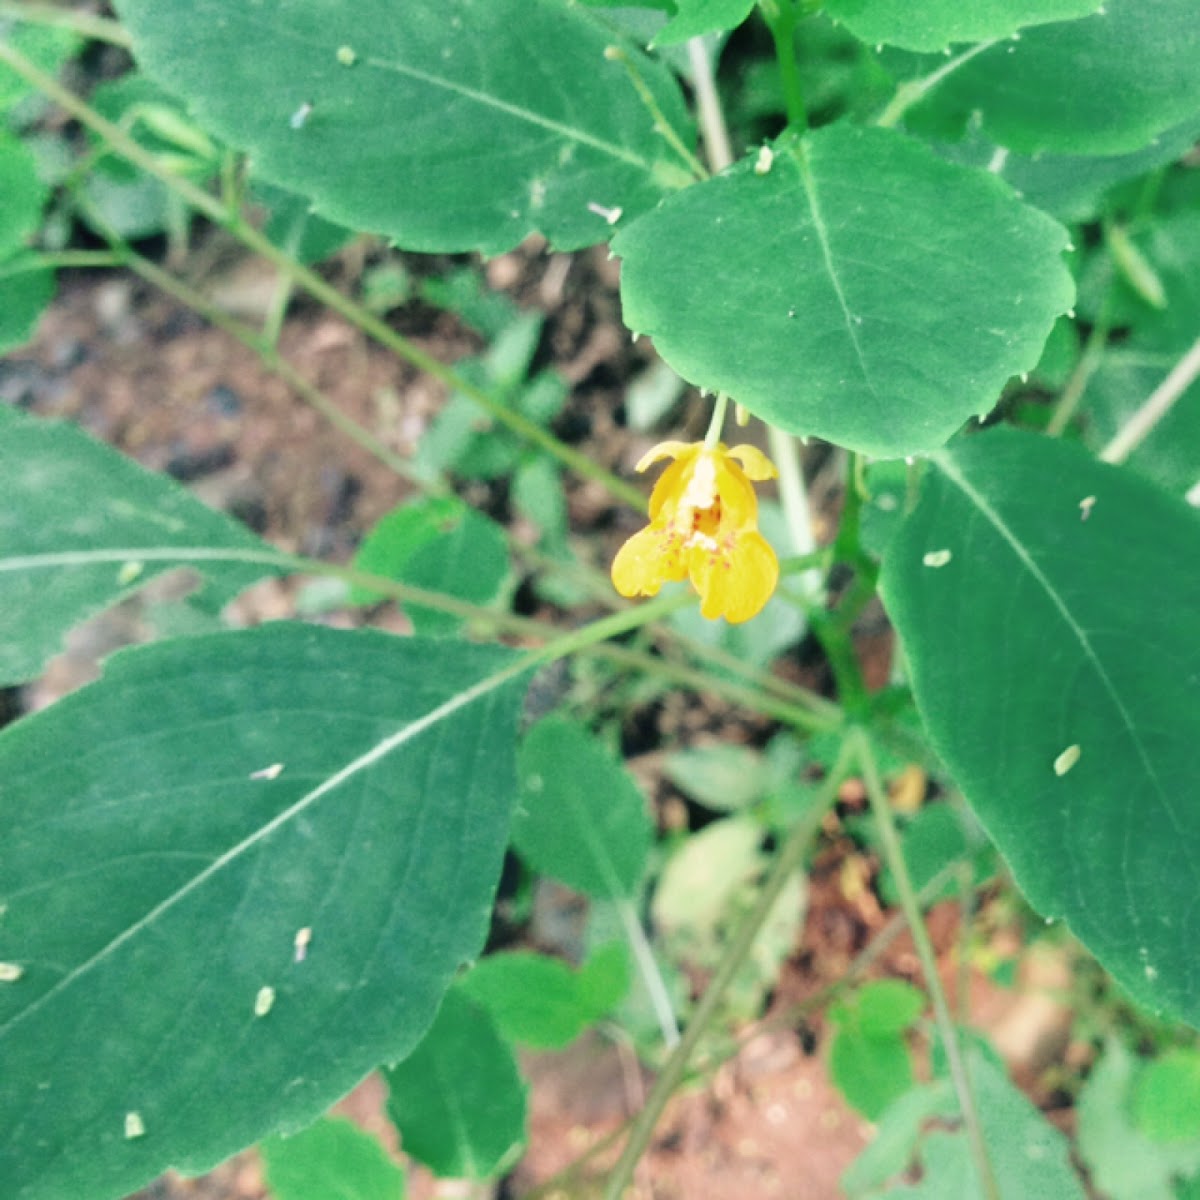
117,561,144,586
1079,496,1096,521
586,201,622,225
1053,744,1081,776
922,549,952,568
290,102,313,130
250,763,284,781
0,962,23,982
255,986,276,1017
335,45,356,66
293,927,312,963
124,1112,146,1139
754,145,774,175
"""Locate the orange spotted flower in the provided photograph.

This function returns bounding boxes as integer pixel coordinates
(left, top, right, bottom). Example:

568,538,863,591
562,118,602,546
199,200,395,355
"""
611,441,780,624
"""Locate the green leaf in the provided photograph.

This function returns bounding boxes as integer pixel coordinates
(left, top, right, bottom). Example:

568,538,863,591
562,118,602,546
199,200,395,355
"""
384,989,527,1180
1077,1039,1200,1200
261,1117,406,1200
512,717,652,899
650,0,755,47
111,0,694,253
909,0,1200,156
829,1026,914,1119
614,125,1073,458
0,625,525,1200
0,255,54,353
825,0,1102,52
0,406,278,686
255,180,355,265
0,131,47,261
349,497,510,634
879,429,1200,1024
836,979,927,1037
1134,1051,1200,1145
0,21,80,116
856,1053,1086,1198
457,945,628,1049
663,744,767,811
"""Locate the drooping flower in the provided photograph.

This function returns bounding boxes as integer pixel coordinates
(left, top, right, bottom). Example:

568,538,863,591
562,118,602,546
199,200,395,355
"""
611,440,780,624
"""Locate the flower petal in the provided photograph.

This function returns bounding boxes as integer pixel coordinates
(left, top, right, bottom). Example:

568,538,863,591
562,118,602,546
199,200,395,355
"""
611,524,686,597
725,444,778,481
690,530,779,623
634,440,697,474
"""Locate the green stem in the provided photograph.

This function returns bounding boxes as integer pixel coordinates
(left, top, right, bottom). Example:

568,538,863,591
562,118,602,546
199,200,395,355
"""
602,737,857,1200
875,39,997,129
26,249,124,271
703,392,730,448
763,2,808,129
0,2,132,46
603,44,708,181
1046,303,1110,437
852,729,1000,1200
0,41,645,512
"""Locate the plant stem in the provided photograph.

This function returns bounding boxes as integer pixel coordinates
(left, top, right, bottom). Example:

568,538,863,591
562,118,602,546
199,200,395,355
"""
851,728,1000,1200
0,2,132,47
703,391,730,447
616,897,681,1049
602,737,856,1200
1100,333,1200,464
875,40,997,129
686,37,732,171
27,249,124,271
763,2,808,129
0,41,646,512
604,44,708,181
1046,305,1110,437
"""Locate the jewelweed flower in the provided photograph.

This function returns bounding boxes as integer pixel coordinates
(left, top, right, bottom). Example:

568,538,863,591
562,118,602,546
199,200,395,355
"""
611,440,780,624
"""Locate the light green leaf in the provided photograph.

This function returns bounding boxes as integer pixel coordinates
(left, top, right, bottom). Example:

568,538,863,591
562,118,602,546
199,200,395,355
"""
838,979,927,1037
0,625,525,1200
384,989,527,1180
0,21,80,115
457,945,628,1049
349,497,510,634
112,0,694,253
829,1027,914,1119
856,1053,1085,1198
826,0,1102,52
663,743,766,811
1134,1051,1200,1145
254,180,355,266
614,125,1073,458
512,717,652,899
650,0,755,47
0,255,53,354
910,0,1200,156
0,131,47,260
261,1117,406,1200
879,429,1200,1024
1078,1039,1200,1200
0,406,278,686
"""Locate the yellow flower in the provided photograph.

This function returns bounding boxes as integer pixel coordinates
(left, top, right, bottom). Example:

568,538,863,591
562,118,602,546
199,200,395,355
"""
611,440,780,624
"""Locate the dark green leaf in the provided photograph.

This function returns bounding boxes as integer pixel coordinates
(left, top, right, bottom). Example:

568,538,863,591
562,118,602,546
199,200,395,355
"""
825,0,1102,52
112,0,694,253
384,990,526,1179
880,429,1200,1024
650,0,755,47
0,406,278,685
615,125,1073,457
910,0,1200,156
0,625,525,1199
